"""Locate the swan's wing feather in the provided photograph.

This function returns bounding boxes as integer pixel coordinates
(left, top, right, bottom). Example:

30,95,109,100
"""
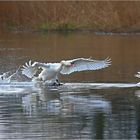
60,57,111,75
21,60,39,78
21,61,52,78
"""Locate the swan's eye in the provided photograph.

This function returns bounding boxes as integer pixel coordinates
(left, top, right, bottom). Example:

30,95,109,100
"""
71,62,74,65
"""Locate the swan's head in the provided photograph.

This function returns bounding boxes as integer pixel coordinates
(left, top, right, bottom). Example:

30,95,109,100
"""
60,60,72,66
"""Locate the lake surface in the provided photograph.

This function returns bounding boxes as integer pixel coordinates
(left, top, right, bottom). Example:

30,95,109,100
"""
0,32,140,139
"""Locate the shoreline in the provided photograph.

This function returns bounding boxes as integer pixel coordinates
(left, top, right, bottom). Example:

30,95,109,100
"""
2,28,140,36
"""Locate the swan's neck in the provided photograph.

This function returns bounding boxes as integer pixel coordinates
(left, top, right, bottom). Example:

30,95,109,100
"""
60,60,71,66
59,60,71,71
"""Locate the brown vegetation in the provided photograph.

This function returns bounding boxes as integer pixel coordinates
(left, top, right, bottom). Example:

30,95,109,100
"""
0,1,140,32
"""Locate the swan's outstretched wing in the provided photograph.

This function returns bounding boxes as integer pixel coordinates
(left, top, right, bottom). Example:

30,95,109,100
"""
135,72,140,78
21,60,39,78
60,57,111,75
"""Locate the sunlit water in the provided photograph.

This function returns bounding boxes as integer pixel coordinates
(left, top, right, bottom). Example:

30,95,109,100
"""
0,32,140,139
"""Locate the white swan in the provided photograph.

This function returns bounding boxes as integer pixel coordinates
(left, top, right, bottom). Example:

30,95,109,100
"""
21,57,111,85
135,72,140,79
135,72,140,86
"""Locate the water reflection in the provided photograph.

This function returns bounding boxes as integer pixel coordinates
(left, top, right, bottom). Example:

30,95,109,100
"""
135,90,140,139
22,88,61,116
0,84,138,139
22,86,111,115
21,87,112,139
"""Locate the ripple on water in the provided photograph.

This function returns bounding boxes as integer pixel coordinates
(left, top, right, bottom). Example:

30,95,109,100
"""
0,81,138,139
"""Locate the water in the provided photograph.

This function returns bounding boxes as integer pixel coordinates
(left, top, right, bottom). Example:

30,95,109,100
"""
0,32,140,139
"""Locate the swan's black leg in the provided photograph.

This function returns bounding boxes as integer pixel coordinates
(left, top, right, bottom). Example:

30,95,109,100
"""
52,79,62,86
56,79,61,85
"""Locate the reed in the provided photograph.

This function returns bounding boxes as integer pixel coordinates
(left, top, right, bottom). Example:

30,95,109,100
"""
0,1,140,32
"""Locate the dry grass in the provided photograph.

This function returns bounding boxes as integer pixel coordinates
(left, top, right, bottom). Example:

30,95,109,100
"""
0,1,140,32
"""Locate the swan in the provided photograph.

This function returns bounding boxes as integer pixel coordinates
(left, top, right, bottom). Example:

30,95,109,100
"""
135,72,140,86
135,72,140,79
21,57,111,85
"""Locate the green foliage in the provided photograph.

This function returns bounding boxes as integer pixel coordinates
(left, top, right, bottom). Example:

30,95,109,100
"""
57,23,77,30
6,21,17,30
38,23,50,31
38,22,77,31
